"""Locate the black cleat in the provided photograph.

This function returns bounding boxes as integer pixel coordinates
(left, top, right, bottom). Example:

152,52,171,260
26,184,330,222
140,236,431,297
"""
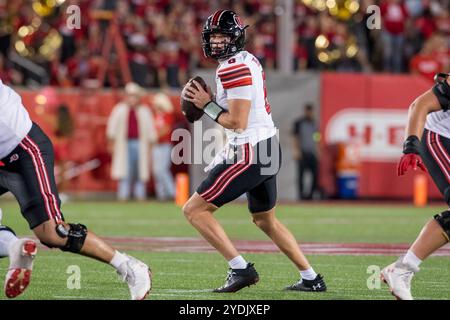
285,274,327,292
213,263,259,293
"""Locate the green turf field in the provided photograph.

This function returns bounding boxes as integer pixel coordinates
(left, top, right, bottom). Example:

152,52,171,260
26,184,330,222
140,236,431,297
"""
0,200,448,300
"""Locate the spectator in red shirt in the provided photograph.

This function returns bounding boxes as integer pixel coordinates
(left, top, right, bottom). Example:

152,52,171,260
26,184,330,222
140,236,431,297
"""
151,93,175,201
380,0,409,72
107,83,157,201
410,53,442,81
410,33,443,81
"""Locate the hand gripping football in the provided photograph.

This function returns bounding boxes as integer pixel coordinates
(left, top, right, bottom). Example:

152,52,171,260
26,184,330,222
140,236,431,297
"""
181,76,207,123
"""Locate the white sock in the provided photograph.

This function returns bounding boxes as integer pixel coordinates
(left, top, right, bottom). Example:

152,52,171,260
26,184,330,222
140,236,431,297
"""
109,251,130,269
228,255,247,269
403,250,422,269
0,227,18,257
300,267,317,281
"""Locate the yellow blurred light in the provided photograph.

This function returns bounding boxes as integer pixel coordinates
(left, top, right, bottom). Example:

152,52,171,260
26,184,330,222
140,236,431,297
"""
39,45,50,56
345,0,360,13
303,0,313,6
35,94,47,105
32,2,54,16
315,35,329,49
326,0,336,9
329,5,339,15
316,0,327,11
18,26,29,38
346,44,358,58
318,52,330,63
337,9,352,20
15,41,26,53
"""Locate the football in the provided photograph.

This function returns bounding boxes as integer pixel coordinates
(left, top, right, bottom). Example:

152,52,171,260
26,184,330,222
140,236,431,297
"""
181,76,207,123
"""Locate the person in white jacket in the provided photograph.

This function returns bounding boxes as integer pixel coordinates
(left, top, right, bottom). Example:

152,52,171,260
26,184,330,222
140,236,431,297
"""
107,82,157,201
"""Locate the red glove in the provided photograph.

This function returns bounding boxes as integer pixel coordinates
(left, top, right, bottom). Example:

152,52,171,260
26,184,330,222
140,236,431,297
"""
0,160,4,167
397,153,428,176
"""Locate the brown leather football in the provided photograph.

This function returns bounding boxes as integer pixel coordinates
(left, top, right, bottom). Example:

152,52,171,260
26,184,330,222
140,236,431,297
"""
181,76,207,123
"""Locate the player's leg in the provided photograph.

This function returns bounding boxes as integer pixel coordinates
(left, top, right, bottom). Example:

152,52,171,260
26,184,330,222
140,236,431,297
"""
3,124,151,299
409,214,449,260
248,175,326,292
0,208,37,299
381,129,450,300
183,193,240,260
183,143,259,292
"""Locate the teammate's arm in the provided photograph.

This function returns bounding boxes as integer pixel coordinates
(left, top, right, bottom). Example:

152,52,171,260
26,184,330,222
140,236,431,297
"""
405,89,442,140
398,76,450,176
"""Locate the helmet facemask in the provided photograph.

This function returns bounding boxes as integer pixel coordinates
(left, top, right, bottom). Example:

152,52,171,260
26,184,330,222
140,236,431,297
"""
202,10,248,60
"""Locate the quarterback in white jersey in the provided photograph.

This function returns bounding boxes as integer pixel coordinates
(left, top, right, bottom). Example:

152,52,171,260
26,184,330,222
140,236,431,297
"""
0,81,151,299
182,10,326,293
215,50,277,146
382,73,450,300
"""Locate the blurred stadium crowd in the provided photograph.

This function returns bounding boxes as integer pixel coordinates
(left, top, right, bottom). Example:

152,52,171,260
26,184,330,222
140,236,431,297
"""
0,0,448,88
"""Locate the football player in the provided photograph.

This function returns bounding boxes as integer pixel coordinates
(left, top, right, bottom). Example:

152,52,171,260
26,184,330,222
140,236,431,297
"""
182,10,327,293
0,81,151,300
381,73,450,300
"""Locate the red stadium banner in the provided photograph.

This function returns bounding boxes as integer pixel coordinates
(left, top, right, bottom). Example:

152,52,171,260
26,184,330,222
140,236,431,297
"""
320,73,441,200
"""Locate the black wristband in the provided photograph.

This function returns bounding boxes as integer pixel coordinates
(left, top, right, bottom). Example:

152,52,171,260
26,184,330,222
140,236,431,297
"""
203,101,226,122
403,135,421,154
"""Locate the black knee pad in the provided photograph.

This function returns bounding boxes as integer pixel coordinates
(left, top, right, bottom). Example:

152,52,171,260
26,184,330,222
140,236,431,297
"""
56,223,88,253
434,210,450,241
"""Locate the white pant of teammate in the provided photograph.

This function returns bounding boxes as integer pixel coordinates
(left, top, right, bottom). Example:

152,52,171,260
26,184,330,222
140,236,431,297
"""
0,208,37,298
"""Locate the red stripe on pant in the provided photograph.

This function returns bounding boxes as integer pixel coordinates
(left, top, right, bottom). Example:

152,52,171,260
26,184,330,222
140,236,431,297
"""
427,131,450,183
24,136,63,220
433,132,450,171
20,137,62,222
205,144,253,202
430,132,450,173
200,145,247,199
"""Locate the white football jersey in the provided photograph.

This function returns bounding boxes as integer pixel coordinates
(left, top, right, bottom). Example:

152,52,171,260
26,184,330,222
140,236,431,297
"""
0,80,32,159
215,50,276,146
425,110,450,139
